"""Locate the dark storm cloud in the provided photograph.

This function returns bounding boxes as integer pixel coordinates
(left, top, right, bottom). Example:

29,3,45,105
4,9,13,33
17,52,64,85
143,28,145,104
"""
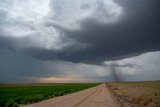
0,49,64,82
24,0,160,64
67,0,160,61
0,49,109,82
0,36,13,49
0,0,160,83
0,0,160,64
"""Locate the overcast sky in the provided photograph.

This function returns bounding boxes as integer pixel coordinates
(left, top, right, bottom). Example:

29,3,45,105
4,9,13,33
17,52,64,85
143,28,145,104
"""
0,0,160,83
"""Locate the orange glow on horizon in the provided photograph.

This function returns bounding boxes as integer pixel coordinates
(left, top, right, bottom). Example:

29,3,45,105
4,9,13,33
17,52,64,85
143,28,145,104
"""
38,76,92,83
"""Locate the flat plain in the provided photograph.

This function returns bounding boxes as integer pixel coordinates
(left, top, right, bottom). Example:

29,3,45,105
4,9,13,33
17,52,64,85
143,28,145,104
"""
0,83,99,107
22,83,124,107
1,81,160,107
109,81,160,107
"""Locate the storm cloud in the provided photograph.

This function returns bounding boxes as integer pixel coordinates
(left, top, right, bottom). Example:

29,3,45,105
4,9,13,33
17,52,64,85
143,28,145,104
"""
0,0,160,82
23,0,160,63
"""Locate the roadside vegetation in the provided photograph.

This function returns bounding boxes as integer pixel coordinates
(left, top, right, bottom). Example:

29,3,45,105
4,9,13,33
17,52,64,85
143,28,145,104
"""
108,81,160,107
0,83,100,107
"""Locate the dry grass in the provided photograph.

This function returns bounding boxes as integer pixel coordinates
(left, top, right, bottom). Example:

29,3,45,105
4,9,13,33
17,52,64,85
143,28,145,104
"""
109,81,160,107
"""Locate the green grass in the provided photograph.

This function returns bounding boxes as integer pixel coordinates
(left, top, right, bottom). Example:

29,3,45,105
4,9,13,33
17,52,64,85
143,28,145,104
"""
0,83,100,107
109,81,160,107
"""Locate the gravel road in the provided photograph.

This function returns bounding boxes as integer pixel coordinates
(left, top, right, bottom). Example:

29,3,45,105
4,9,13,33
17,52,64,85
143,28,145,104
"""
22,83,127,107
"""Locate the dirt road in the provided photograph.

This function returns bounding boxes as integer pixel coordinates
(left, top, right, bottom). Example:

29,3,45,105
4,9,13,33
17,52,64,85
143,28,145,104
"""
22,83,126,107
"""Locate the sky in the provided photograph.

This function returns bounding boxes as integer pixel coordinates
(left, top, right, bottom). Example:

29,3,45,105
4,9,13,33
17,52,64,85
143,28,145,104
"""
0,0,160,83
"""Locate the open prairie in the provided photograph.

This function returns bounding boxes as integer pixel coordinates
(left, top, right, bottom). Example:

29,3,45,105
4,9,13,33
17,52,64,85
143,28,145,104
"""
0,81,160,107
21,83,124,107
109,81,160,107
0,83,99,107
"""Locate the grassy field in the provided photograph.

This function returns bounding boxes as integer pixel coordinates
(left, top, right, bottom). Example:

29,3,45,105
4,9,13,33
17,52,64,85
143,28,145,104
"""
109,81,160,107
0,83,100,107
